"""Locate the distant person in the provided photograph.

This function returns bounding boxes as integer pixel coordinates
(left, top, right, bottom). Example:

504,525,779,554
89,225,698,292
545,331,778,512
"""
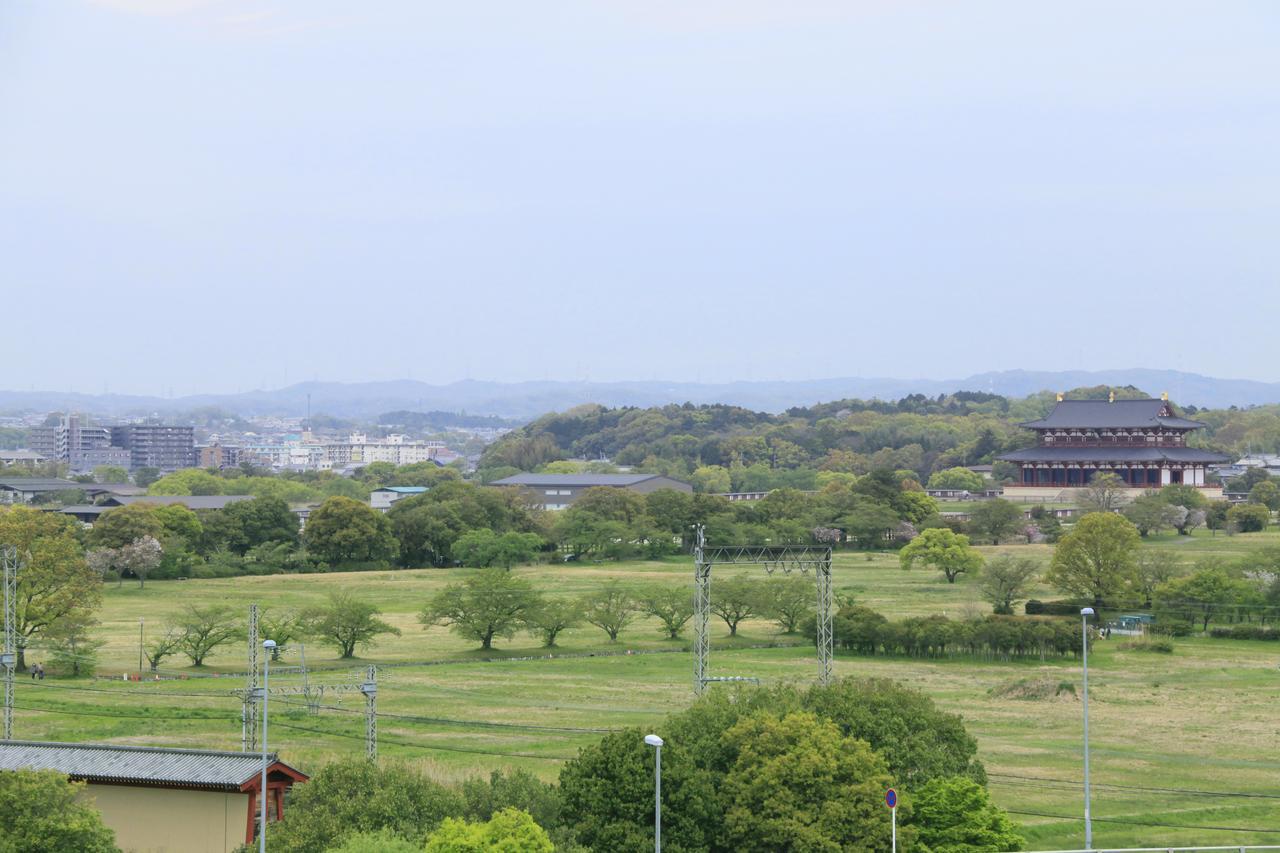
36,663,45,680
30,663,37,680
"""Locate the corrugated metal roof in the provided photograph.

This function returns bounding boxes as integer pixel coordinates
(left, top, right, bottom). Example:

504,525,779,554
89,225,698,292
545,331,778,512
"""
1021,399,1206,430
490,473,667,487
0,741,302,790
375,486,429,494
998,447,1230,463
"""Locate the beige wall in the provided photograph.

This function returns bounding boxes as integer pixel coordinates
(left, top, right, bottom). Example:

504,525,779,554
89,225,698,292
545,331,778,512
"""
1001,485,1224,503
81,784,249,853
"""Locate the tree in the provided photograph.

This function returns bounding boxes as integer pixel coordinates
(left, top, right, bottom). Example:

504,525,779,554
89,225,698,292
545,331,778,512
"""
1155,565,1242,631
424,808,554,853
145,627,183,672
1249,478,1280,512
966,499,1023,545
927,467,985,491
115,535,163,588
0,769,117,853
46,615,103,677
452,529,544,569
1206,501,1231,535
259,607,306,660
149,468,225,495
523,597,581,647
218,496,299,554
1228,503,1270,533
978,555,1040,614
1046,512,1141,605
579,581,638,642
708,573,764,636
0,506,102,670
92,464,129,484
720,711,908,853
1122,492,1181,537
910,776,1024,852
271,758,465,853
133,466,162,488
690,465,731,493
303,496,399,565
637,586,695,639
1079,472,1127,514
761,574,814,633
421,569,541,650
324,829,421,853
174,604,242,666
900,528,983,584
90,503,164,549
305,591,400,658
841,500,899,549
389,501,467,567
1135,551,1182,607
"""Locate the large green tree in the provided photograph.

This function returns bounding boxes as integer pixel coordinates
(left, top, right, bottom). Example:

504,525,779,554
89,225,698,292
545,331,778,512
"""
1046,512,1141,605
965,499,1024,545
900,528,983,584
305,591,400,658
978,555,1040,615
271,759,464,853
304,496,398,565
579,581,639,642
909,776,1024,852
423,808,554,853
0,769,118,853
0,506,102,670
421,569,541,650
927,467,986,491
719,711,908,853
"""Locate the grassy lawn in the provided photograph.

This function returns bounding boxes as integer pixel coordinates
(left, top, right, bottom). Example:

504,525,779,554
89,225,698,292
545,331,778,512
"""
13,529,1280,849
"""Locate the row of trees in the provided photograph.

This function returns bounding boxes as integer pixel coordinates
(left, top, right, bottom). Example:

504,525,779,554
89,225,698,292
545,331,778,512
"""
421,570,818,650
819,605,1087,660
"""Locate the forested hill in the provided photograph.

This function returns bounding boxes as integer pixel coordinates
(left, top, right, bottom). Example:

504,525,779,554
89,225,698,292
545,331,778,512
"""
478,388,1280,491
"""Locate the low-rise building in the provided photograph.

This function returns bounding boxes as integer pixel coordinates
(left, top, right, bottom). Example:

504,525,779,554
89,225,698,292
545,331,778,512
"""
370,486,428,510
0,739,307,853
196,443,242,470
0,477,84,504
0,449,47,467
488,473,692,510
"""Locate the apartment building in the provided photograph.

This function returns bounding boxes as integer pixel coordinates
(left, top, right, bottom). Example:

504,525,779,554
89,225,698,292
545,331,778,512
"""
27,415,131,472
111,424,196,471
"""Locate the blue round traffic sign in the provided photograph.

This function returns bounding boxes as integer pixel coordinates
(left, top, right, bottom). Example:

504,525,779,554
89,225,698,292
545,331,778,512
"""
885,788,897,808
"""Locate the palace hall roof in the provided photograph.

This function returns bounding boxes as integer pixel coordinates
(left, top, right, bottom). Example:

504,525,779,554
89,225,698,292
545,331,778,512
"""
1020,399,1206,430
998,447,1230,464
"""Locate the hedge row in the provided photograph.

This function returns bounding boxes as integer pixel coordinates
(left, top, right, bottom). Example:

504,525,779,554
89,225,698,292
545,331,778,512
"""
825,606,1087,661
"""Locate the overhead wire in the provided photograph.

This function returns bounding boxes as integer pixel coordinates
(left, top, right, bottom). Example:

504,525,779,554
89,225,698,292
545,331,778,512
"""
1004,808,1280,835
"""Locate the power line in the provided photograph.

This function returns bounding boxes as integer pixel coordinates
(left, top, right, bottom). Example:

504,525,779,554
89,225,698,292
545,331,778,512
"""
988,772,1280,801
271,696,613,734
13,702,236,723
1004,808,1280,835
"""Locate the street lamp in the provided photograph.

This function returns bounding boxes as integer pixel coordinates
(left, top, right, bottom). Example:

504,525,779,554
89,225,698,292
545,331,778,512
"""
1080,607,1094,850
644,734,663,853
260,639,277,853
138,618,144,677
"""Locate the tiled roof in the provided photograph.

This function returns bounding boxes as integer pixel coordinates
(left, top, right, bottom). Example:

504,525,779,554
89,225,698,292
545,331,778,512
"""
110,495,254,510
0,478,82,490
1021,400,1206,430
0,741,305,791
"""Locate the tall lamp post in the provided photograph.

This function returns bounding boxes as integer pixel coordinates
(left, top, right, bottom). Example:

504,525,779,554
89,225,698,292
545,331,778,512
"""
138,618,144,677
644,734,663,853
259,639,276,853
1080,607,1094,850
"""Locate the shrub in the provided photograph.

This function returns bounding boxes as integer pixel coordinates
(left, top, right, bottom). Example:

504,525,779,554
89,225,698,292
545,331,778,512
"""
1119,638,1175,653
1208,625,1280,641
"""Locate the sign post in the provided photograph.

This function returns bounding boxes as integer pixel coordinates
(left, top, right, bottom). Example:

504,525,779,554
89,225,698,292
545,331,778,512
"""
886,788,897,853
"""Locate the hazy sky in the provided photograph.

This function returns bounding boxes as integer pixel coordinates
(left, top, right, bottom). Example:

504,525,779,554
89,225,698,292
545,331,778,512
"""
4,1,1279,395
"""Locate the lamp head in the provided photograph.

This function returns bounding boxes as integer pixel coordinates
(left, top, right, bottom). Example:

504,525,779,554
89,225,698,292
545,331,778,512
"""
1080,607,1095,616
263,639,277,650
644,734,664,748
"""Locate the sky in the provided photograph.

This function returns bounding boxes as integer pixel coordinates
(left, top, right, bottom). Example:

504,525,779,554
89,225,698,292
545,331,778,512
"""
3,1,1279,395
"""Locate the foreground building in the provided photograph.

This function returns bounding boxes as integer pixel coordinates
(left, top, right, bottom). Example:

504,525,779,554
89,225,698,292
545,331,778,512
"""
0,740,307,853
998,396,1229,500
489,472,692,510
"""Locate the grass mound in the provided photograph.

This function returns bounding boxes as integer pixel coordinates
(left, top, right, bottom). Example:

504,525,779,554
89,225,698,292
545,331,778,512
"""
1118,638,1175,654
989,677,1078,702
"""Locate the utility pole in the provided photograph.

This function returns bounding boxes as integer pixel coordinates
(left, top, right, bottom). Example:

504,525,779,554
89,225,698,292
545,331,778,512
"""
361,666,377,760
244,604,259,752
2,546,17,741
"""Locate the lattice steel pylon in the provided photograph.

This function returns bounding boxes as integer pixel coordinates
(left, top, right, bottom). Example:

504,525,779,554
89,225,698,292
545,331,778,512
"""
692,525,833,694
361,665,377,760
2,546,17,741
243,604,259,752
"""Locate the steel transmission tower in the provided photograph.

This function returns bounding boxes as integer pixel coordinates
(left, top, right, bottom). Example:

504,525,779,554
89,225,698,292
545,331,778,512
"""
243,604,259,751
361,666,377,760
2,546,17,740
691,525,833,693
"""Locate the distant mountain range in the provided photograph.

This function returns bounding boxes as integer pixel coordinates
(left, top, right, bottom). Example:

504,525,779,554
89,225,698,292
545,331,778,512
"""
1,370,1277,421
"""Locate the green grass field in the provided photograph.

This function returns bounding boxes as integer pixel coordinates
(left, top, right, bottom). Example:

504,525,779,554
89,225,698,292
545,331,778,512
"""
12,528,1280,849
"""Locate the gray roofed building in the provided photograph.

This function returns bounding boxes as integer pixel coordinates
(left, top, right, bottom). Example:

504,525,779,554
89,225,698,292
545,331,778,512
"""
0,740,303,791
999,447,1229,464
0,477,84,504
1020,398,1206,429
489,472,692,509
105,494,256,510
0,739,308,852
